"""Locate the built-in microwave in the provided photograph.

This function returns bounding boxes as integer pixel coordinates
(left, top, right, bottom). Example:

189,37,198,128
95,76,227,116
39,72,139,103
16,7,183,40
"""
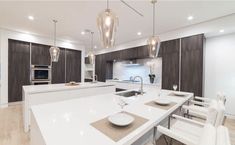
31,65,51,81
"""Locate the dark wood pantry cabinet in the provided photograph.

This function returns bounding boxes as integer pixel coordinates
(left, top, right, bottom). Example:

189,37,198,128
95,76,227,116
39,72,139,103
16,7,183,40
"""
180,34,204,96
52,48,66,84
8,39,82,102
8,39,30,102
65,49,82,82
31,43,51,65
161,39,180,91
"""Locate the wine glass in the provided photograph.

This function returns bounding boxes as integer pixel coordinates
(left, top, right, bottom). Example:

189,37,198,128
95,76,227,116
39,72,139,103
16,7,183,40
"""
117,98,128,112
173,84,178,91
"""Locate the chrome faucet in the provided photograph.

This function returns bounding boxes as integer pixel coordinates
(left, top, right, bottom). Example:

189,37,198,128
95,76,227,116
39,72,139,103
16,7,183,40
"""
129,76,133,81
133,76,144,95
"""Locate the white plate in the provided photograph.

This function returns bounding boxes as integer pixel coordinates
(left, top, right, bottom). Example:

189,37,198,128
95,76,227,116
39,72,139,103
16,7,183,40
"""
108,113,134,127
173,92,186,96
154,98,171,106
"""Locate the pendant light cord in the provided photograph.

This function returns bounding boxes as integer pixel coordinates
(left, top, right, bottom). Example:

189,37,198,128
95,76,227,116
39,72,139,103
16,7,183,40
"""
107,0,109,9
153,2,156,36
91,32,94,51
53,20,58,47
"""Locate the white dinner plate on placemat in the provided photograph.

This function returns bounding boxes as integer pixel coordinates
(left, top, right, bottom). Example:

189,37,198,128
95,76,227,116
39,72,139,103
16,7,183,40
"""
108,113,134,127
173,92,186,96
154,98,171,106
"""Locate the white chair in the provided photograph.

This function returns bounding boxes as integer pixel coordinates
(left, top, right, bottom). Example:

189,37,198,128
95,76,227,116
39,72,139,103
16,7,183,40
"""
182,99,225,127
157,124,231,145
217,126,231,145
157,122,216,145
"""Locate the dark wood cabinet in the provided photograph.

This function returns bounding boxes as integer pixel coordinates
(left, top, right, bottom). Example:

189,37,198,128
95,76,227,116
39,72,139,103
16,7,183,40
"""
65,49,82,82
95,54,106,82
137,46,149,59
8,39,30,102
31,43,51,65
85,57,89,64
121,48,138,60
52,48,66,84
106,61,113,80
180,34,204,96
161,39,180,90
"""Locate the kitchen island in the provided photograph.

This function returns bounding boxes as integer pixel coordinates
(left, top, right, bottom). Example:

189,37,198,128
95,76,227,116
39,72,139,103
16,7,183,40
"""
30,86,193,145
23,82,115,132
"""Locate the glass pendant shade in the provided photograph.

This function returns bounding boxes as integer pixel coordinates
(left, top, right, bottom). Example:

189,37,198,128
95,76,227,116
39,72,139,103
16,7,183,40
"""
147,0,161,58
50,20,60,62
97,9,118,48
49,46,60,62
88,52,95,64
147,36,160,58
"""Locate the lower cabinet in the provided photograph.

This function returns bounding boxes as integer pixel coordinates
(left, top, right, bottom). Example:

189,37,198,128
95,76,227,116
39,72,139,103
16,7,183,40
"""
8,39,30,102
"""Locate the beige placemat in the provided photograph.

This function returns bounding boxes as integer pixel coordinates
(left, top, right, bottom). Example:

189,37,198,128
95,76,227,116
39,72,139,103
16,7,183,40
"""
90,112,148,142
145,101,177,110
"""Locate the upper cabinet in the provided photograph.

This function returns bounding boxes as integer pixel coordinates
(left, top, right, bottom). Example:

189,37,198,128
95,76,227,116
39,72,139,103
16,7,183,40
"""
180,34,204,96
31,43,51,65
65,49,82,82
52,48,66,84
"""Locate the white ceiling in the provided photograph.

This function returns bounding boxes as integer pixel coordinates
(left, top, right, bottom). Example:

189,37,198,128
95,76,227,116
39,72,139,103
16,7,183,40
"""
0,1,235,50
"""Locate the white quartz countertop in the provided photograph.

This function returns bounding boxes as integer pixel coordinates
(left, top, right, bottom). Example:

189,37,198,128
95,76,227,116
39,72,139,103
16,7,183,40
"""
31,87,193,145
23,82,115,94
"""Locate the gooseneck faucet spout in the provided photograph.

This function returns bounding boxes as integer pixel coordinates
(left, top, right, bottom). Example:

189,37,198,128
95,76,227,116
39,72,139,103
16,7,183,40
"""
133,76,144,95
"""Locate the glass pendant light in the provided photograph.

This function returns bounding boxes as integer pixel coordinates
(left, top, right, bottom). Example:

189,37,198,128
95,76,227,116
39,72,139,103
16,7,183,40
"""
88,32,95,64
50,20,60,62
147,0,161,58
97,0,118,48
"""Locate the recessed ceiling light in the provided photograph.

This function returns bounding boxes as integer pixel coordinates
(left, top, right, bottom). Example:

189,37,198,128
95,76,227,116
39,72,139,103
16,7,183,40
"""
28,16,34,20
219,29,224,33
137,32,142,36
81,31,85,35
187,16,194,21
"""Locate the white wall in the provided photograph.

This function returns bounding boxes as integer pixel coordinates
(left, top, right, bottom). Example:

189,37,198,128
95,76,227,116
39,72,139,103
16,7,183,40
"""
113,58,162,85
204,33,235,116
0,29,85,105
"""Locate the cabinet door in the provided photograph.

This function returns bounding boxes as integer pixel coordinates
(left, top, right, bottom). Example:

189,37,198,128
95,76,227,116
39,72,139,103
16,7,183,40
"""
161,39,180,90
137,45,149,59
31,43,51,65
65,49,81,82
52,48,65,84
121,48,138,60
181,34,204,96
8,39,30,102
95,54,106,82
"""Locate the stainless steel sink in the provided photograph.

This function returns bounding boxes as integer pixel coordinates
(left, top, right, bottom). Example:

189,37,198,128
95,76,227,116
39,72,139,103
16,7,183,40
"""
116,90,142,97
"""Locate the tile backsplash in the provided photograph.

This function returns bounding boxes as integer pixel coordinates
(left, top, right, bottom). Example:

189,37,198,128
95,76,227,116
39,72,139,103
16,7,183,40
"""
113,58,162,85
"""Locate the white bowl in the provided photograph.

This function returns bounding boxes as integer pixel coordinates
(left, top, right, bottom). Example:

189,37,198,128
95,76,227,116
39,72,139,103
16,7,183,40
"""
108,112,134,127
173,92,186,96
154,98,171,106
